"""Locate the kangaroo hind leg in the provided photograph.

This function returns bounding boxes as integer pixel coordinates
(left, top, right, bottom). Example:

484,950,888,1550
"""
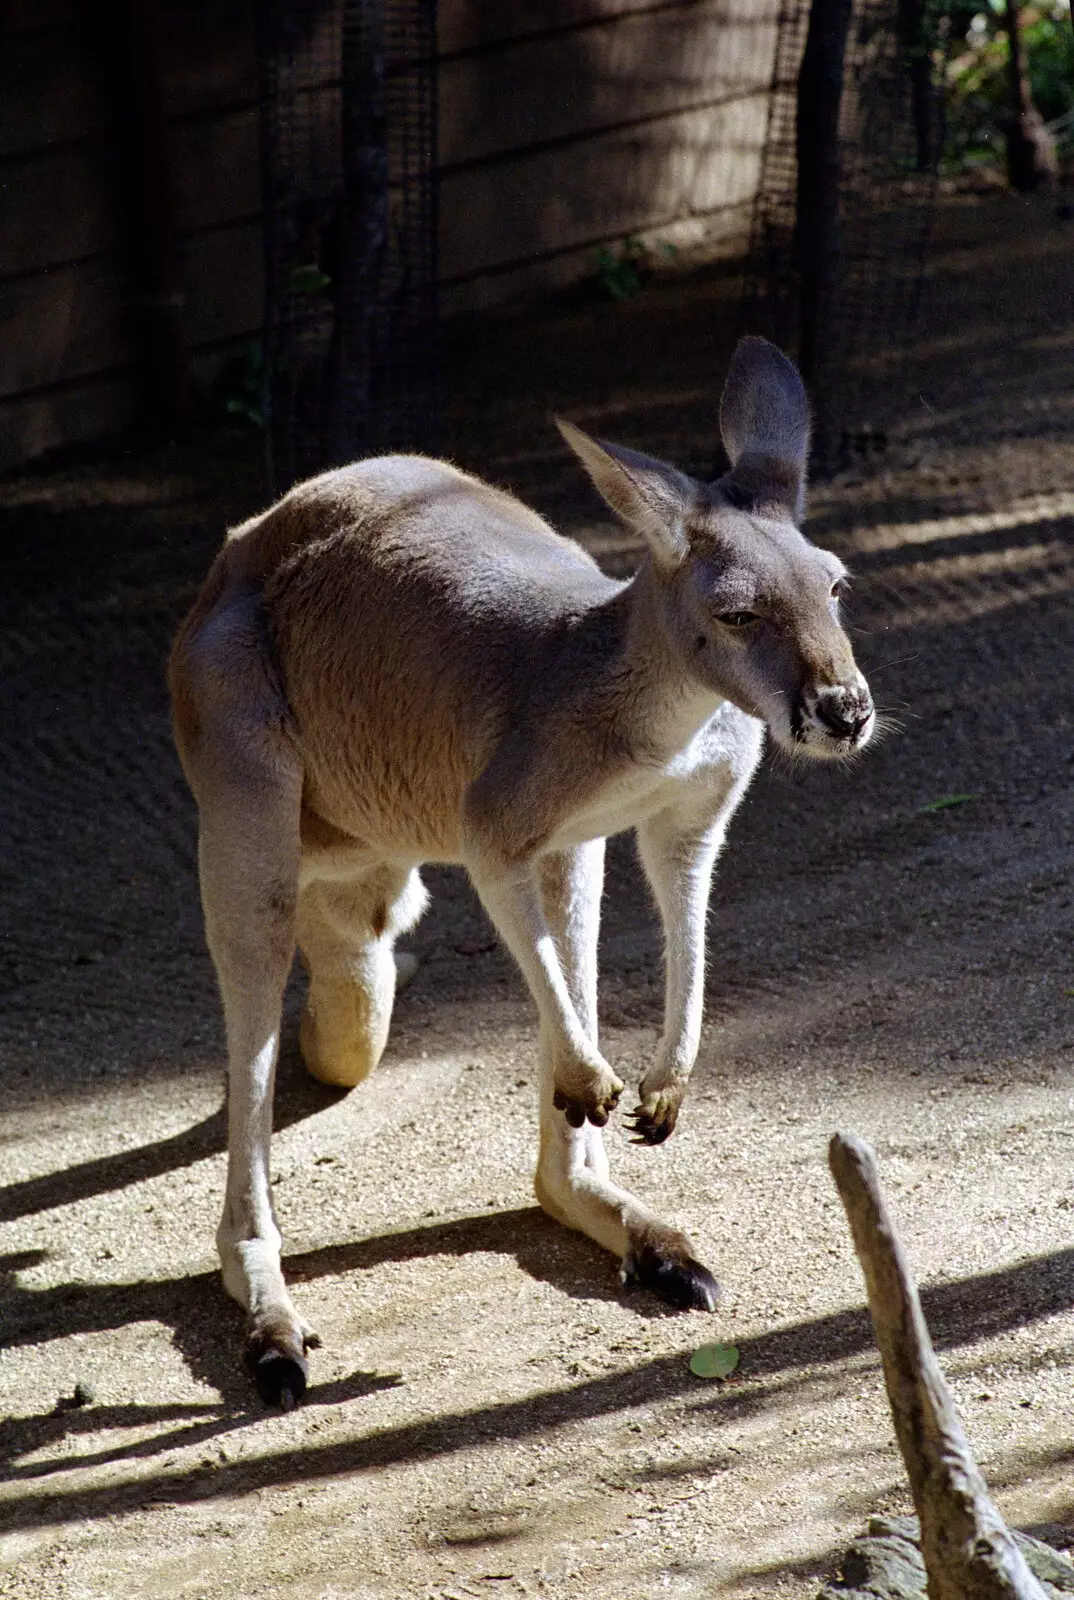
532,842,718,1311
297,860,428,1089
187,702,316,1406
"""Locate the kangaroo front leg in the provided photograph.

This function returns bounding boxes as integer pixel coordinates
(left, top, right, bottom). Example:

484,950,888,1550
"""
628,804,729,1145
470,859,623,1126
533,843,718,1310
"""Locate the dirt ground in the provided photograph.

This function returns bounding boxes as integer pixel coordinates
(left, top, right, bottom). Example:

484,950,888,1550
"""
1,188,1073,1599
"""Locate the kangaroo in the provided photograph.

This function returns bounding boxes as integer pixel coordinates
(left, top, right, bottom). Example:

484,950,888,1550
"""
170,337,874,1407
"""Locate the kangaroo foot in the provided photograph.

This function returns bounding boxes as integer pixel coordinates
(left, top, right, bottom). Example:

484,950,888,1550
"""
245,1312,321,1409
621,1225,719,1312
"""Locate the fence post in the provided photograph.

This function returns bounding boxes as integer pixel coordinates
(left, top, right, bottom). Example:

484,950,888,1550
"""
795,0,853,444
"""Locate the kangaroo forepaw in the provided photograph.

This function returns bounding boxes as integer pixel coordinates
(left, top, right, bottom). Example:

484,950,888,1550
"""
245,1313,320,1410
621,1236,719,1312
625,1080,686,1145
552,1073,623,1128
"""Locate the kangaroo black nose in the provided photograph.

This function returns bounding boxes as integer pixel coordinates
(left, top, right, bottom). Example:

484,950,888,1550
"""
816,692,872,740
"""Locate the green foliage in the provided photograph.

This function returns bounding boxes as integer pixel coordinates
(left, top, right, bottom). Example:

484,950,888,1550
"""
593,236,678,301
287,262,333,297
217,265,329,429
219,340,266,429
943,0,1074,169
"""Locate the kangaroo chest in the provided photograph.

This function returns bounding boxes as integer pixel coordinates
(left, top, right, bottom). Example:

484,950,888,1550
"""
546,701,760,851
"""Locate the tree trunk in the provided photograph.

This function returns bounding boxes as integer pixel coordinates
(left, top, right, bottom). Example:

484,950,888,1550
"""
1004,0,1057,191
828,1133,1048,1600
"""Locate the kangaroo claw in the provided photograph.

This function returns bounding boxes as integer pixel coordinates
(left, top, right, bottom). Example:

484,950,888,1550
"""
627,1081,685,1144
245,1314,318,1409
553,1078,622,1129
621,1239,719,1312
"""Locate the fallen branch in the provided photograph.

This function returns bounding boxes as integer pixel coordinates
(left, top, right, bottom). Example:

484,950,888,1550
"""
827,1132,1048,1600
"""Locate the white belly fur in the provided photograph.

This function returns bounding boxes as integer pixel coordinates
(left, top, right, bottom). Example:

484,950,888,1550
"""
546,701,763,851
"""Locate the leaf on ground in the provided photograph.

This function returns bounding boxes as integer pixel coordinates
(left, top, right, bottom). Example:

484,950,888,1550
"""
919,793,980,813
689,1342,739,1380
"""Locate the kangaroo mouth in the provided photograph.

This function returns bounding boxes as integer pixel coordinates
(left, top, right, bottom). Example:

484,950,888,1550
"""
798,716,876,760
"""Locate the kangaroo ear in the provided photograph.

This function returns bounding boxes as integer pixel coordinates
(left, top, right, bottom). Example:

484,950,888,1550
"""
719,336,811,523
556,419,693,569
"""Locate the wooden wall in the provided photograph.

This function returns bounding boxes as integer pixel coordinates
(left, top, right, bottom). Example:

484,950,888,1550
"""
0,0,777,470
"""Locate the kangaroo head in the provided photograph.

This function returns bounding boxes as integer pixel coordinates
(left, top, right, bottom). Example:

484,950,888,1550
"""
557,336,874,761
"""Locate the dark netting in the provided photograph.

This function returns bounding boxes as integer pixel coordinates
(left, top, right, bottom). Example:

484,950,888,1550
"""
259,0,438,492
741,0,811,361
741,0,943,473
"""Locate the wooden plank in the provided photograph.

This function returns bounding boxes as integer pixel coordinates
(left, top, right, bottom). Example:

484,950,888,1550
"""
441,200,751,313
0,0,77,33
0,257,134,404
0,144,124,277
0,332,256,473
181,220,264,350
0,220,263,401
0,25,109,157
0,109,261,278
0,370,137,473
0,1,256,157
159,0,259,118
171,108,263,233
440,95,768,281
439,0,686,57
440,0,776,167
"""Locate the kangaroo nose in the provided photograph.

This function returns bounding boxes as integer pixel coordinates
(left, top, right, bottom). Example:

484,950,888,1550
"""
816,688,873,741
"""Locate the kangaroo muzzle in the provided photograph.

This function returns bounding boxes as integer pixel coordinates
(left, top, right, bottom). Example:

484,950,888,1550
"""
796,679,875,755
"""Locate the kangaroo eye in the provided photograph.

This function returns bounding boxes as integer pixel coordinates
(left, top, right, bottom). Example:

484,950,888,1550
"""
830,579,846,599
718,611,759,628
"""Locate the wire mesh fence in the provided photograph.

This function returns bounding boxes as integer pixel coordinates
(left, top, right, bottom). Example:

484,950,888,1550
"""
259,0,438,492
742,0,943,473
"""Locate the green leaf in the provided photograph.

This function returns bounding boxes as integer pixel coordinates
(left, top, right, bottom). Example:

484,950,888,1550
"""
919,793,980,813
288,263,333,297
689,1342,739,1380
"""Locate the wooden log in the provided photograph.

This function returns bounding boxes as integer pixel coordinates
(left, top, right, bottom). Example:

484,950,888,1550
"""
827,1133,1048,1600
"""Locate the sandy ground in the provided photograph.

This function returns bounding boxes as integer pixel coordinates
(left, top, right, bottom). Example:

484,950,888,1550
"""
1,189,1073,1598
